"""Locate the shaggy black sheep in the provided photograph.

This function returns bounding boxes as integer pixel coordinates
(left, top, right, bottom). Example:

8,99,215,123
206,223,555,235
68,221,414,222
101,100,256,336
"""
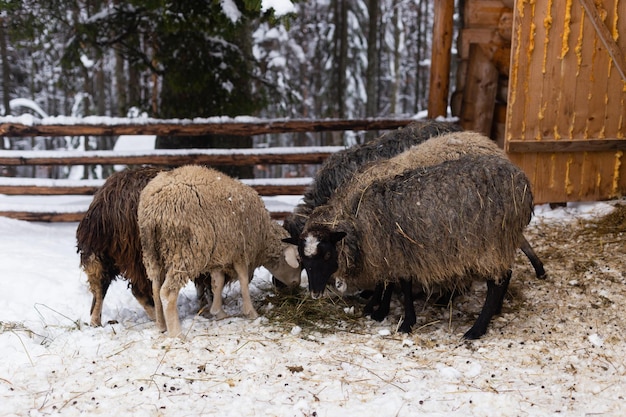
285,154,534,339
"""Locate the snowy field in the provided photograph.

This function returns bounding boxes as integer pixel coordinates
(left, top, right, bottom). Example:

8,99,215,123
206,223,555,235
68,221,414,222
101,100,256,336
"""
0,198,625,416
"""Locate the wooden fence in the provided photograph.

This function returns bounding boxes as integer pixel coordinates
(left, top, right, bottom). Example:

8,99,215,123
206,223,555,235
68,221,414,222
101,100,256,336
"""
0,117,414,222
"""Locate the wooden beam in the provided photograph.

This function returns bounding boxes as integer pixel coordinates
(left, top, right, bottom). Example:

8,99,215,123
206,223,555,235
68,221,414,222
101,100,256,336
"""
0,210,292,223
427,0,454,118
507,139,626,153
460,44,498,136
0,118,415,138
0,183,308,196
0,148,339,166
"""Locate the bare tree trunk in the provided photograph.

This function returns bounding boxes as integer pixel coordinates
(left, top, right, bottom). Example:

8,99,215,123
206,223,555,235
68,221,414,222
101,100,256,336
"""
115,50,127,116
365,0,378,118
0,16,10,117
363,0,379,142
390,5,401,115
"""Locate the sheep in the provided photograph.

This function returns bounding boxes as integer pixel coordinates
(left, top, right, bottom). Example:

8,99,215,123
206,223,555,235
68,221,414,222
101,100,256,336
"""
284,154,534,339
282,121,544,284
137,165,301,337
76,166,213,327
333,131,544,319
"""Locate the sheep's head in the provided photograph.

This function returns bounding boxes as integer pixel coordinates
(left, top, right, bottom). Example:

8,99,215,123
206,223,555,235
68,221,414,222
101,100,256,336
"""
283,227,346,299
270,244,301,288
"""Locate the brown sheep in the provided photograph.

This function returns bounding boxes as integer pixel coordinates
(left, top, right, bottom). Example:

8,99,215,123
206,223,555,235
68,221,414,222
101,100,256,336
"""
138,165,301,337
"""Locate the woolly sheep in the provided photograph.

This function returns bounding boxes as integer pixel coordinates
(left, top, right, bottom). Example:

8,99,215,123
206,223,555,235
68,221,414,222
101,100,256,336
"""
350,130,545,278
76,167,213,326
285,154,534,339
282,122,544,283
138,165,301,337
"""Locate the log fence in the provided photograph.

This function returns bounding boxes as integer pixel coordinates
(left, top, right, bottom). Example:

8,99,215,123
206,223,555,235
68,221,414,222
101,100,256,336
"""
0,117,415,222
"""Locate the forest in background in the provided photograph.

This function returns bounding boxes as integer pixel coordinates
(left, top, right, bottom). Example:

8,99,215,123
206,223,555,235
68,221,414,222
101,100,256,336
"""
0,0,458,178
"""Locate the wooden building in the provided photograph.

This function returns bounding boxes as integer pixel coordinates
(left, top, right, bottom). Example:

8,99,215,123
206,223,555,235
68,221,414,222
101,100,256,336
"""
448,0,625,204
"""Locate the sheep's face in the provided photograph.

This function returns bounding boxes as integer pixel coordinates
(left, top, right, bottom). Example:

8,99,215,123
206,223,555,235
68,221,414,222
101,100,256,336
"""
283,230,346,299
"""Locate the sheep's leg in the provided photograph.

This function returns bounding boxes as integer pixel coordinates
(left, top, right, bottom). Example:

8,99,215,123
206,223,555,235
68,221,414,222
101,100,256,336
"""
520,236,546,279
363,283,384,316
398,279,416,333
160,273,184,338
235,264,259,319
370,283,394,322
84,254,109,327
195,273,213,316
494,269,512,315
89,274,110,327
209,270,228,320
463,271,512,340
152,272,167,333
130,285,156,321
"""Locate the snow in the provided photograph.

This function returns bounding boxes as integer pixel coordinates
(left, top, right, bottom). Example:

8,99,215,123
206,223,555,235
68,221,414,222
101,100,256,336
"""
0,199,625,416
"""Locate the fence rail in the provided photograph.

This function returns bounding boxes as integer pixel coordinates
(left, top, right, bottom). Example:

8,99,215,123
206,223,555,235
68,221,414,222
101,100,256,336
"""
0,117,415,222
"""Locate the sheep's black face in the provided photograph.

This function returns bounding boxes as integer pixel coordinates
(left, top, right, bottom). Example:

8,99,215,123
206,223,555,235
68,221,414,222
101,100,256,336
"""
284,231,346,299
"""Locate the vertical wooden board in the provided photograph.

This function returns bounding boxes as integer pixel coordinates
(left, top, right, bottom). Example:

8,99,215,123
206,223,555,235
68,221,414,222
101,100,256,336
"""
506,0,532,141
583,12,613,139
523,0,552,141
578,152,602,199
601,0,626,138
540,0,575,140
530,153,559,203
570,6,595,138
555,2,585,140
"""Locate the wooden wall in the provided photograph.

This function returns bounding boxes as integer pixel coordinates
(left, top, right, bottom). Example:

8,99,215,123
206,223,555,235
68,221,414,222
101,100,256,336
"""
505,0,626,204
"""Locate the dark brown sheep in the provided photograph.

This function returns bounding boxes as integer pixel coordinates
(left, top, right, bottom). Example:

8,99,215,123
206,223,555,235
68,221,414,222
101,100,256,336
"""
76,167,211,326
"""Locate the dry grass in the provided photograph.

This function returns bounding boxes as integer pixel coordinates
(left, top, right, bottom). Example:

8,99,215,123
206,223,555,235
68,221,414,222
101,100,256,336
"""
259,287,370,336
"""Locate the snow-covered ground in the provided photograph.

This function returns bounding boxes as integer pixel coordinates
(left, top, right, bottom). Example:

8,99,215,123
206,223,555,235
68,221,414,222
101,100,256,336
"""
0,199,625,416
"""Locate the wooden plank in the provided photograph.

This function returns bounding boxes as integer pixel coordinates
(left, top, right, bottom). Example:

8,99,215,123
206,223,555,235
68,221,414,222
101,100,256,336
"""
0,210,292,223
464,0,509,28
0,183,308,196
508,138,626,152
0,118,415,138
506,0,535,141
0,149,338,166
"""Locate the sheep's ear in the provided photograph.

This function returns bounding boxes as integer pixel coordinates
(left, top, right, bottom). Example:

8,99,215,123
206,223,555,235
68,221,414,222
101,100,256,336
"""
329,231,347,244
283,245,300,268
282,236,299,246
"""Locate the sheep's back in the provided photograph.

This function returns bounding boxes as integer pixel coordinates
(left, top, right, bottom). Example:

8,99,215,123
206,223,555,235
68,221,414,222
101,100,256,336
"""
138,165,270,277
336,155,533,289
284,120,461,238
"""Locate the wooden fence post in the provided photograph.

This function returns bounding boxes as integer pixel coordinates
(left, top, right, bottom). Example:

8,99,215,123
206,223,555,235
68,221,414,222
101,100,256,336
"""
427,0,454,118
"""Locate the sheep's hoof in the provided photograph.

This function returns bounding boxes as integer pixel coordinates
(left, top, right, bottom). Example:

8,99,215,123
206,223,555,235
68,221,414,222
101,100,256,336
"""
244,309,259,320
211,309,228,320
398,322,413,334
463,327,485,340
